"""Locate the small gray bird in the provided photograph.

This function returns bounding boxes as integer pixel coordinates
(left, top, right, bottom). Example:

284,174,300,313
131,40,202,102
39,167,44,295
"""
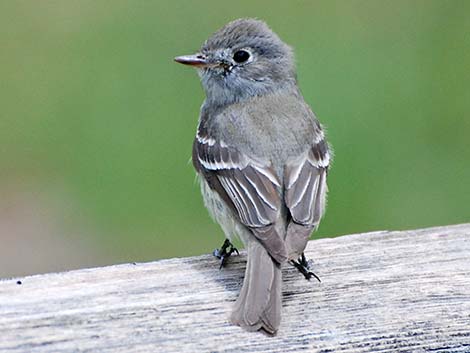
175,18,330,334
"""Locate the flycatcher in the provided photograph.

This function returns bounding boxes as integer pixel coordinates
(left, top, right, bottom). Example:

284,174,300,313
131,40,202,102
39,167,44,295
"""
175,18,330,335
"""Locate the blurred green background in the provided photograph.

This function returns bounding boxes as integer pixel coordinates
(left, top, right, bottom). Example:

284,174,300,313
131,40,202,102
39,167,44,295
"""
1,1,469,277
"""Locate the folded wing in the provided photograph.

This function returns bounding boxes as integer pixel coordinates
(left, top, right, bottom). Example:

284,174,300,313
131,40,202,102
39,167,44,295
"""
284,138,330,259
193,128,287,263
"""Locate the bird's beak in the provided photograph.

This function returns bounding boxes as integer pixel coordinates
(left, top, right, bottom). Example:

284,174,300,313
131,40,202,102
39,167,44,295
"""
174,54,210,67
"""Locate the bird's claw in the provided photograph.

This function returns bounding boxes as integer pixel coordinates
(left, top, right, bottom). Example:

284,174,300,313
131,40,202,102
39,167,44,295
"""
290,253,321,282
213,239,238,269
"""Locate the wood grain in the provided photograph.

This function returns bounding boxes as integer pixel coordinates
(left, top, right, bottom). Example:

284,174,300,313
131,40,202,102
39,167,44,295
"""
1,224,470,352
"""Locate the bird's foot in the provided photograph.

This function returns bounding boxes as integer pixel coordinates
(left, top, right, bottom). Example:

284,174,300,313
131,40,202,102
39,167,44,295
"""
290,253,321,282
213,239,239,269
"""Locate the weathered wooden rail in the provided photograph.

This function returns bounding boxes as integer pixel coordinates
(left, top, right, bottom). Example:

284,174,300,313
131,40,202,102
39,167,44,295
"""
1,224,469,352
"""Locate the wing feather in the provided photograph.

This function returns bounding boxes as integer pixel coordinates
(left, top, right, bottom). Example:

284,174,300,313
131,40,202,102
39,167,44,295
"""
193,129,287,263
284,138,330,258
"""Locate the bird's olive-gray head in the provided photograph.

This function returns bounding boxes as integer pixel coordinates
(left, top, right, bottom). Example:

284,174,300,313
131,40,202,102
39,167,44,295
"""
175,18,296,106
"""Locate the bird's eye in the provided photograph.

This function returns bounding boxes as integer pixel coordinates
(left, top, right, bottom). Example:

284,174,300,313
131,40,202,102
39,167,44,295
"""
233,50,250,63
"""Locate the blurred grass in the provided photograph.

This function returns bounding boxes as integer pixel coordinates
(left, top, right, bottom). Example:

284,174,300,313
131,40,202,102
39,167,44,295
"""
1,1,469,274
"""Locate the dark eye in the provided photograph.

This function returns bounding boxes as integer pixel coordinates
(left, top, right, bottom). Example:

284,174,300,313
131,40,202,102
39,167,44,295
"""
233,50,250,63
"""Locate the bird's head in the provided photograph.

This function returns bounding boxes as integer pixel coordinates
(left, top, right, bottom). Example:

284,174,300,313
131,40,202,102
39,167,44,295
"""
175,18,296,106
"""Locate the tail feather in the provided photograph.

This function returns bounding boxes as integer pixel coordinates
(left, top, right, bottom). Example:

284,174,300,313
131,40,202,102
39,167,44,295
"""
231,240,282,335
286,222,314,260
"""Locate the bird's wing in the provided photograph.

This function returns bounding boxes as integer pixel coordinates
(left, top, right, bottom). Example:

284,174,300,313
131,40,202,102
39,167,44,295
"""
193,129,287,263
284,138,330,258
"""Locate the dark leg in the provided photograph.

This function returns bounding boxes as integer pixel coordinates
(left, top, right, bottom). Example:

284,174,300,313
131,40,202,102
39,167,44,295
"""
290,253,321,282
213,239,239,269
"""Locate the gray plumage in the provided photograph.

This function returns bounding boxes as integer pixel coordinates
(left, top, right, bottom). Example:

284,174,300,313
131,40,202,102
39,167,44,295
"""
175,18,330,335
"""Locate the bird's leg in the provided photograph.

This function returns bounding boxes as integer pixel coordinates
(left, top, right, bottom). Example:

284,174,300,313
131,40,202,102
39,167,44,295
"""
290,252,321,282
213,239,239,269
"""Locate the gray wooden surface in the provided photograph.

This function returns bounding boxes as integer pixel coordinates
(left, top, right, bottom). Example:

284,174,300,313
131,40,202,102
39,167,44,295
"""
1,224,470,352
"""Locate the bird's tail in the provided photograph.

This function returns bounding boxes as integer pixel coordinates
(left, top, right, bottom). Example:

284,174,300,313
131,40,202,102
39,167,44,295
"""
230,240,282,335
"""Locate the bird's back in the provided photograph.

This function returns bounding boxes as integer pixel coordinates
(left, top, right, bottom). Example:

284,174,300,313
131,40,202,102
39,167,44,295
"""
203,90,322,180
